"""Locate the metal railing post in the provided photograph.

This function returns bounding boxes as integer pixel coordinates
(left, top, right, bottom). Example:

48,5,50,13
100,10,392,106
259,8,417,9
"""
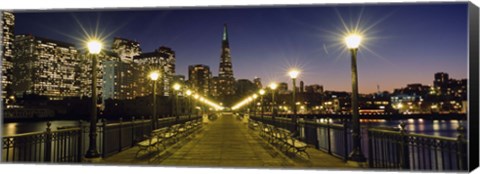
456,122,467,170
327,118,332,154
400,122,410,169
343,119,348,162
368,129,373,168
77,120,83,162
119,117,123,152
44,121,52,162
101,119,107,158
131,116,135,145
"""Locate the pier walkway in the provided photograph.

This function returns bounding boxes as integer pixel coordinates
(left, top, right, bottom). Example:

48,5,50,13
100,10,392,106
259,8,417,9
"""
102,112,356,169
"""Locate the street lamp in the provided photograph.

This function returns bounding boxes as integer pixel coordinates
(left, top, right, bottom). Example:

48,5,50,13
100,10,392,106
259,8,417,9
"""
186,89,192,119
85,40,102,159
269,82,278,121
149,71,160,129
173,83,181,122
345,34,366,162
259,89,266,120
288,69,300,134
252,94,258,117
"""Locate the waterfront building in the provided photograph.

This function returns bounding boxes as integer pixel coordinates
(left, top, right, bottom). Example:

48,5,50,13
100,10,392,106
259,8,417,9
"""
188,64,212,96
12,34,80,100
253,77,262,89
278,82,289,94
305,84,324,94
1,11,14,100
134,48,175,97
102,57,139,100
235,79,256,96
111,37,141,63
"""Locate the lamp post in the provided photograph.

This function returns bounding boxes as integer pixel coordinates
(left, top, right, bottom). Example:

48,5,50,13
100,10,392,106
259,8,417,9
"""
85,40,102,159
252,94,258,117
248,96,253,115
149,71,160,129
288,69,300,133
186,89,192,119
345,34,366,162
259,89,266,120
173,83,181,122
269,82,278,121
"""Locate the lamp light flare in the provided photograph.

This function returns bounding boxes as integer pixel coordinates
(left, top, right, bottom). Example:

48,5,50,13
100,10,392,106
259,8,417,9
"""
87,40,102,54
149,71,160,81
288,69,300,79
173,83,181,91
259,89,265,95
345,34,362,49
269,82,278,90
186,90,192,96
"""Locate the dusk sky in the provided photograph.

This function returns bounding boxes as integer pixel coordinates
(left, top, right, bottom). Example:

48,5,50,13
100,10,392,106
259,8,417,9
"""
13,3,468,94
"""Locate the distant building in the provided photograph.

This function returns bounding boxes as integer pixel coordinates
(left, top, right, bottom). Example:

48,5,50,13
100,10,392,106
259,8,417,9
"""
433,72,449,95
217,24,235,97
210,76,220,98
299,81,304,93
253,77,262,89
278,82,289,94
305,84,324,94
12,35,80,100
188,64,212,96
235,79,256,96
111,37,142,62
1,11,14,100
102,57,139,100
78,50,117,100
133,47,175,97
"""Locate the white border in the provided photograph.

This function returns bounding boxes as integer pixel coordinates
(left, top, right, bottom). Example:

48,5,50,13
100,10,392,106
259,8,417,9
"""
1,0,478,174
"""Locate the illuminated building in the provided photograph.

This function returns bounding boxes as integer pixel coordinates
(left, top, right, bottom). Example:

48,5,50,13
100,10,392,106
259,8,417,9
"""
217,24,235,97
188,64,212,96
1,11,14,100
12,35,80,100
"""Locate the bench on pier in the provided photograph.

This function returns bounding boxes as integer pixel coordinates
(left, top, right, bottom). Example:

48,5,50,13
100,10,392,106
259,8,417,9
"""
135,127,168,157
255,121,310,159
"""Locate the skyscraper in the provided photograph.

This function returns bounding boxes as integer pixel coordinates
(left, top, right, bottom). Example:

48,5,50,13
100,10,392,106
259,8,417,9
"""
188,64,212,96
133,47,175,97
1,11,14,100
12,35,80,100
111,37,142,62
217,24,235,98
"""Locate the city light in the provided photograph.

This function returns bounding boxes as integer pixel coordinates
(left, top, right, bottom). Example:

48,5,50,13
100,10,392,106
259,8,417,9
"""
149,71,160,81
269,82,278,90
259,89,265,95
186,89,192,96
345,34,362,49
173,83,181,91
288,69,300,79
87,40,103,54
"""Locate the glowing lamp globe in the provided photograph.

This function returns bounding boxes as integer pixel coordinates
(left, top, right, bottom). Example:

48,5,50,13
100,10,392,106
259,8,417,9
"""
259,89,266,95
269,83,278,90
87,40,103,54
288,69,300,79
149,71,160,81
345,34,362,49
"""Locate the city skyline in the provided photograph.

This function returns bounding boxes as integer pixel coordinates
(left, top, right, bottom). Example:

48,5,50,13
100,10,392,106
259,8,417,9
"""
12,3,468,94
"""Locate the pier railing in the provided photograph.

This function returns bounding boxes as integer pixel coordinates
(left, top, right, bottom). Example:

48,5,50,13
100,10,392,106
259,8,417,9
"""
250,114,468,171
2,115,201,162
2,123,82,163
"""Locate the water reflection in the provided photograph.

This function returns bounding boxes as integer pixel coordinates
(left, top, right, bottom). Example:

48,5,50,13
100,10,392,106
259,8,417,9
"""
2,120,86,136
